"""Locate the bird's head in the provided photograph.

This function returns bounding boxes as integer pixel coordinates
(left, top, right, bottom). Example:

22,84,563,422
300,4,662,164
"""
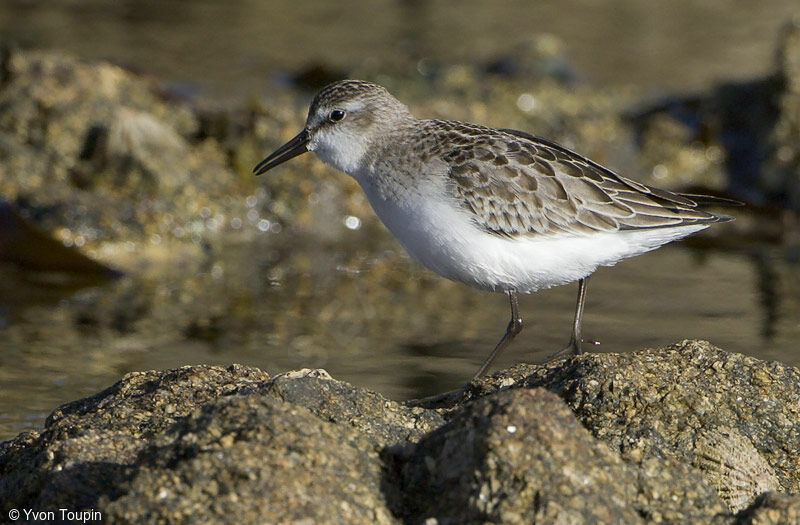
254,80,413,176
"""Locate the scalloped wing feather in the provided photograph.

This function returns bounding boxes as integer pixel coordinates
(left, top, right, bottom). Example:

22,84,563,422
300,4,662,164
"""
435,122,729,238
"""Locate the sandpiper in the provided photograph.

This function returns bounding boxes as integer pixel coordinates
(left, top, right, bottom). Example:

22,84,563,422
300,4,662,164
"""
254,80,736,381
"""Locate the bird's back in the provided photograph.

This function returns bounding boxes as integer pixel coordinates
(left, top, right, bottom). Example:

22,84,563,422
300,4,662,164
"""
391,120,732,240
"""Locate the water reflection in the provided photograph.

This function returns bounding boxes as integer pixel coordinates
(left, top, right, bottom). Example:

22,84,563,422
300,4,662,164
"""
1,221,798,439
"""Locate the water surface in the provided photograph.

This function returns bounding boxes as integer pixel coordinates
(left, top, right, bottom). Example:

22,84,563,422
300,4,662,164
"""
1,229,797,439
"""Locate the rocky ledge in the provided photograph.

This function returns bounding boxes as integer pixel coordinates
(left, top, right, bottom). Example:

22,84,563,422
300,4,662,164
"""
1,340,798,524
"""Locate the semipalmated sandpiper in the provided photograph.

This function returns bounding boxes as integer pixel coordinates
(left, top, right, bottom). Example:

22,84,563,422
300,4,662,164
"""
255,80,736,381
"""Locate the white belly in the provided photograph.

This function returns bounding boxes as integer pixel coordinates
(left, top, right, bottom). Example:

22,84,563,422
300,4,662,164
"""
358,179,707,294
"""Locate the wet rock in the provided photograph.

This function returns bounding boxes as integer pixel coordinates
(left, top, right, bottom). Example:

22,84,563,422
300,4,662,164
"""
0,364,435,523
0,46,386,272
763,19,800,214
1,342,797,523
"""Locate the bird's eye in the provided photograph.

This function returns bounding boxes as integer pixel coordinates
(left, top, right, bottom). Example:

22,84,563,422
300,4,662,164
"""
328,109,346,122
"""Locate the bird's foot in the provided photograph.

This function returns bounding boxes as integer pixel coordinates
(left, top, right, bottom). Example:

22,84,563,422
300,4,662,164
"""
542,338,583,363
405,384,473,409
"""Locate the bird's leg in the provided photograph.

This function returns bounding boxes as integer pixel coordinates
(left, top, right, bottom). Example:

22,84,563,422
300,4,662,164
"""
545,277,588,361
406,290,523,409
567,277,588,354
472,290,523,380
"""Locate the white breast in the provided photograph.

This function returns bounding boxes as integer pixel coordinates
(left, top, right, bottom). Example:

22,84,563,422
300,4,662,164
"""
355,174,707,294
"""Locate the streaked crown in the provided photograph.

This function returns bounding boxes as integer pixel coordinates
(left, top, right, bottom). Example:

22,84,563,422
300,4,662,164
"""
304,80,414,174
310,80,391,114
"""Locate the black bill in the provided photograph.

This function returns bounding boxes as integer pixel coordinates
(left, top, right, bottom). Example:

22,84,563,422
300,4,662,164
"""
253,129,309,175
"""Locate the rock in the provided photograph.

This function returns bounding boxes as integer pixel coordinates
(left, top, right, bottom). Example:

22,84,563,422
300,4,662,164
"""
1,344,797,522
265,368,445,448
763,18,800,214
694,426,780,512
0,363,437,523
467,340,800,510
0,46,258,255
398,387,719,523
627,19,800,213
104,394,398,524
0,364,270,510
735,491,800,525
0,198,119,274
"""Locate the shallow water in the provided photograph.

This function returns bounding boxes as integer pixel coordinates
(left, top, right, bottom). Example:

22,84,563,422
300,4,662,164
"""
1,226,798,439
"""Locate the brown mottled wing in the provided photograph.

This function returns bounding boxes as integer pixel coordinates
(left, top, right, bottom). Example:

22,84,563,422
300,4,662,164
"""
441,124,729,238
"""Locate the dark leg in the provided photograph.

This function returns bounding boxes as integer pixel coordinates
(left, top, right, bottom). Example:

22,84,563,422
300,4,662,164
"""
472,290,523,380
568,276,588,354
545,277,589,361
406,290,523,408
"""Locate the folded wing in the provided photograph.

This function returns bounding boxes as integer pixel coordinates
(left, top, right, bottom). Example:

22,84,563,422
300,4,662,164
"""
442,124,732,238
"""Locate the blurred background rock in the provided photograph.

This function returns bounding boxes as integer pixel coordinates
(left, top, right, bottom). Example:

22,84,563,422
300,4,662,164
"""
0,0,798,440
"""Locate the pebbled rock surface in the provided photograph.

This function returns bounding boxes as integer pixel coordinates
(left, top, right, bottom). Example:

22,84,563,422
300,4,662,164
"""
1,340,799,524
104,392,399,524
399,387,718,524
469,339,800,500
